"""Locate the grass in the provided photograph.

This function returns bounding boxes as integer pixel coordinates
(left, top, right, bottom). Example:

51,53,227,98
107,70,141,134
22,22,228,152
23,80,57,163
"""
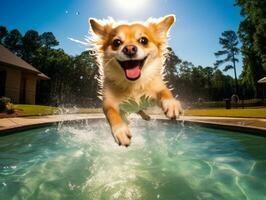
13,104,101,117
13,104,266,118
185,108,266,118
192,99,263,108
14,104,58,116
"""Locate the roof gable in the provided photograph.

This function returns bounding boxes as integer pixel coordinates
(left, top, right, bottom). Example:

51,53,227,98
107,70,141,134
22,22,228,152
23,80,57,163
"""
0,44,49,79
0,44,40,73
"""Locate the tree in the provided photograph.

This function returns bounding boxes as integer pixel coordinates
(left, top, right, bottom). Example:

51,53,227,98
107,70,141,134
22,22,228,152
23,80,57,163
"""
235,0,266,98
70,50,100,106
202,66,215,100
21,30,41,63
40,32,59,48
3,29,22,54
214,30,240,95
163,47,181,94
38,32,59,75
211,69,234,100
0,26,8,44
190,65,209,99
177,61,193,100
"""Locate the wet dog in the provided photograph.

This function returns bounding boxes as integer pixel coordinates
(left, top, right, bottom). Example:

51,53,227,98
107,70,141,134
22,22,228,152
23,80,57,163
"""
89,15,182,146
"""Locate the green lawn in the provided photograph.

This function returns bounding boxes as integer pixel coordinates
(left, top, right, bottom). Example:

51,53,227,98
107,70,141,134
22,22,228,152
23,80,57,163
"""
14,104,101,117
192,99,263,108
13,104,266,118
14,104,58,116
185,108,266,118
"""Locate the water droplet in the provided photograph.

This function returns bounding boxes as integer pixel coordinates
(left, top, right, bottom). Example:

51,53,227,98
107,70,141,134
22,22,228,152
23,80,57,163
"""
157,194,160,199
80,76,83,79
28,144,32,147
68,182,76,190
65,10,69,14
75,11,80,15
2,182,7,187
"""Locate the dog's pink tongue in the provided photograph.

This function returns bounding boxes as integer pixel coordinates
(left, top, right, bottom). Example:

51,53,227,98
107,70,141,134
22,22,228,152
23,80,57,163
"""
125,66,141,79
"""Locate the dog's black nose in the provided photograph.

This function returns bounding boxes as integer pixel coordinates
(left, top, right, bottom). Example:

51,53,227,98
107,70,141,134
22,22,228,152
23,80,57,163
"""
122,45,137,57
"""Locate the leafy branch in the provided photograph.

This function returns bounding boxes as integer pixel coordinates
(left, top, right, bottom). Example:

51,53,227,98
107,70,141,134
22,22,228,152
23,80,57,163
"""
119,95,156,113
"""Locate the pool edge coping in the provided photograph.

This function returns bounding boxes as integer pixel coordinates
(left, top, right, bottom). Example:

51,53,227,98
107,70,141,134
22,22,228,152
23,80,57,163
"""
0,114,265,136
0,117,105,135
181,119,266,136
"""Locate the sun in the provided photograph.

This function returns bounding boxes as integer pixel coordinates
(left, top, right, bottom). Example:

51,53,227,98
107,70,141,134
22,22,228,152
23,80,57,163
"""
111,0,150,15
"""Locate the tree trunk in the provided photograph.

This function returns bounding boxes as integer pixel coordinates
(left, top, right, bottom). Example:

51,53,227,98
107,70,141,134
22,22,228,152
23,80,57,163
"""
232,54,239,95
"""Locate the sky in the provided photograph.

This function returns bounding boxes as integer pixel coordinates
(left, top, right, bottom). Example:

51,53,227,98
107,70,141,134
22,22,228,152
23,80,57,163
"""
0,0,243,76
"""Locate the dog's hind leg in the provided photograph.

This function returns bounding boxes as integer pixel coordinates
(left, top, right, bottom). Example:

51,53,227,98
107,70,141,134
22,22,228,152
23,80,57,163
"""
137,110,151,121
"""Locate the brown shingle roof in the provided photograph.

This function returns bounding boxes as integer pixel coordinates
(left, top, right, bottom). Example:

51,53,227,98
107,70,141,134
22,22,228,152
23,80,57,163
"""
0,44,49,79
38,73,50,80
258,77,266,84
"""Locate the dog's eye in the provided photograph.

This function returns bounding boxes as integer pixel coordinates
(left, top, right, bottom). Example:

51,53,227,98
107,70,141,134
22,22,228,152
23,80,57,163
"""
112,39,122,48
139,37,149,45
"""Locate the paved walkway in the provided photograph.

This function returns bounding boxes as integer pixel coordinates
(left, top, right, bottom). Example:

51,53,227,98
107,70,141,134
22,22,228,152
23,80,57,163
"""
0,114,265,134
0,114,104,133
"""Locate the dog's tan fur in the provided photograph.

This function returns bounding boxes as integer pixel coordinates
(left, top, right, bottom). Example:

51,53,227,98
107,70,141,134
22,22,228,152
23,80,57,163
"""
89,15,182,146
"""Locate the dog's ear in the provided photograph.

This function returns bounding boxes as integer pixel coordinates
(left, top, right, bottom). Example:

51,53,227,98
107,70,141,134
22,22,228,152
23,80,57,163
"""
89,18,112,38
149,15,175,37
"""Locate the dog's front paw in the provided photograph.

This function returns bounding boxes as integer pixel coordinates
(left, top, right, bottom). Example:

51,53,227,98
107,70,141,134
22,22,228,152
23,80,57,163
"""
112,123,132,147
161,99,182,119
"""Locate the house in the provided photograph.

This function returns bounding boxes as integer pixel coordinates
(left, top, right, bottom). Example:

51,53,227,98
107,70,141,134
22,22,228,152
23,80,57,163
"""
0,44,49,104
258,77,266,103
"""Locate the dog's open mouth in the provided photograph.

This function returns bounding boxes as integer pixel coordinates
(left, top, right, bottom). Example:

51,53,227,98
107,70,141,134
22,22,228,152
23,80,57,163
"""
118,57,147,81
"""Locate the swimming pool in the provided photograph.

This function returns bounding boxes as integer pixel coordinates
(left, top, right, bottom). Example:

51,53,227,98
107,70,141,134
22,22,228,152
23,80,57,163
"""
0,119,265,199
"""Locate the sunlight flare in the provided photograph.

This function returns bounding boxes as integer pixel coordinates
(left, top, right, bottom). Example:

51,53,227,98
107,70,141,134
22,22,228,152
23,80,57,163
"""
111,0,150,14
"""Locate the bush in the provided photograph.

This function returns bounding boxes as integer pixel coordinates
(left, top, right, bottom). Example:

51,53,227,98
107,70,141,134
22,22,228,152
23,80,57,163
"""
5,102,15,114
0,97,14,114
0,97,11,112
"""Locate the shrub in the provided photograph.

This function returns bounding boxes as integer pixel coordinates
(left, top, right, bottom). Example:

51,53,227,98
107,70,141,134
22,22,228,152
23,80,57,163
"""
0,97,14,114
5,102,15,114
0,97,11,112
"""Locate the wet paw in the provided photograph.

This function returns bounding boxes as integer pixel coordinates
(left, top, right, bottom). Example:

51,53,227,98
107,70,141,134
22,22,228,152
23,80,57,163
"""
161,99,182,119
112,123,132,147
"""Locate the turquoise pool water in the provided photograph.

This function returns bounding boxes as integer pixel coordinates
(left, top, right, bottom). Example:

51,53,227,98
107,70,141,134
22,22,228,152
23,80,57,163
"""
0,119,266,200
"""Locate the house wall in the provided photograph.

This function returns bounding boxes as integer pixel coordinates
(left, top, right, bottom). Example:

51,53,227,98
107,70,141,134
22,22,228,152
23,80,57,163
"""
0,65,37,104
1,66,21,103
24,74,37,104
0,68,7,97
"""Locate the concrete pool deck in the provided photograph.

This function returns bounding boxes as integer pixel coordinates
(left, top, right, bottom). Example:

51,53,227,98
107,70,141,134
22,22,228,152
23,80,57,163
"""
0,113,266,135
